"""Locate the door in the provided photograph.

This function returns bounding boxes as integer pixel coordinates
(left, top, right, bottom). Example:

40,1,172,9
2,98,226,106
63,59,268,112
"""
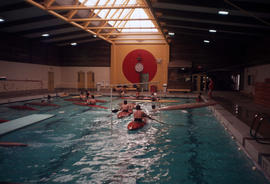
48,72,54,91
87,71,95,89
77,71,85,90
140,73,149,91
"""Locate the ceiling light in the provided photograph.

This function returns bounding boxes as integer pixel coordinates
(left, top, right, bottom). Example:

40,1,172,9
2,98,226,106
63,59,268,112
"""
204,40,210,43
41,33,50,37
218,11,229,15
70,42,77,46
0,18,5,22
93,34,97,38
168,32,175,36
209,29,217,33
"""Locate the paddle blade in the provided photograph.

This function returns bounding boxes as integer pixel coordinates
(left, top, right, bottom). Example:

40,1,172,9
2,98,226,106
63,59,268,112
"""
112,109,119,113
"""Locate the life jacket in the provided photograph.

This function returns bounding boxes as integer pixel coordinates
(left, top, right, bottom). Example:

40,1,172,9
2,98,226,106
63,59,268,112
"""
122,104,129,111
88,99,96,105
134,110,144,119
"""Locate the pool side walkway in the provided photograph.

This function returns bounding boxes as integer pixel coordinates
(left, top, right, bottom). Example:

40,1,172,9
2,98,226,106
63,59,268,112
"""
209,91,270,179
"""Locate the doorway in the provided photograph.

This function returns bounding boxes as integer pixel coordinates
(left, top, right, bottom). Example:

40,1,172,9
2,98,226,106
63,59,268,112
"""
140,73,149,91
48,72,54,91
77,71,85,90
87,71,95,90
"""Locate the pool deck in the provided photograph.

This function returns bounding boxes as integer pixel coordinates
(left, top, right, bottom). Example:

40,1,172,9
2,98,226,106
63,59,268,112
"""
1,90,270,179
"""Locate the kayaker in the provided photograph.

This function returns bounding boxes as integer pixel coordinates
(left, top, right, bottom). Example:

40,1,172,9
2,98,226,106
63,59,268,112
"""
120,100,129,112
86,90,90,99
79,90,84,100
151,92,159,101
196,92,203,102
87,95,96,105
135,88,140,99
133,105,147,123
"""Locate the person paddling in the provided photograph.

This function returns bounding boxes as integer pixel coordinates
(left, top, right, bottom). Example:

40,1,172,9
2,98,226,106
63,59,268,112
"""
87,95,96,105
120,100,129,113
133,105,147,123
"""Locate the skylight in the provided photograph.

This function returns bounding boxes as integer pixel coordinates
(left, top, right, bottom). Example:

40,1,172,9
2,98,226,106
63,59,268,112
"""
79,0,158,32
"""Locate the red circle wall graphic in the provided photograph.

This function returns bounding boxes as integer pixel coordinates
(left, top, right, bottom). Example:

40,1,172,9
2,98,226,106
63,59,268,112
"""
122,49,157,83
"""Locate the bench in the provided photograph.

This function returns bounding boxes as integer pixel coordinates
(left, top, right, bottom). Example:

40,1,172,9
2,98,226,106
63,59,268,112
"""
167,89,191,93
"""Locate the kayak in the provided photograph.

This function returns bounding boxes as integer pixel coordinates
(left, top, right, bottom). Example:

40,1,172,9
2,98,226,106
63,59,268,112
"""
73,102,108,109
26,102,59,107
121,97,151,100
0,119,8,123
8,105,37,111
127,118,147,131
158,101,216,111
0,142,28,147
131,99,180,103
117,110,132,119
65,98,107,103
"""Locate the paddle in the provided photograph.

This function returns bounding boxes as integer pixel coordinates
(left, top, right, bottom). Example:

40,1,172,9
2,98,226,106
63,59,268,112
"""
146,115,186,127
112,109,119,113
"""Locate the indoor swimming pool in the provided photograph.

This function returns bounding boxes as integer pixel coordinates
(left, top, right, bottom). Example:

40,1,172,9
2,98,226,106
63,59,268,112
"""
0,96,269,183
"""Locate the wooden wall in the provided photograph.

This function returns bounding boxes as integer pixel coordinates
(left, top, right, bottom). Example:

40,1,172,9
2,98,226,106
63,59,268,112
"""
255,80,270,108
0,32,111,67
169,37,250,72
59,41,110,67
0,32,59,66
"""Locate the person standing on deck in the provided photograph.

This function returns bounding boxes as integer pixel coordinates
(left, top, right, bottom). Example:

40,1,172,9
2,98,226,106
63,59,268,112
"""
135,88,140,99
208,78,214,99
151,92,158,101
86,90,90,100
133,105,147,123
196,92,203,102
79,90,84,100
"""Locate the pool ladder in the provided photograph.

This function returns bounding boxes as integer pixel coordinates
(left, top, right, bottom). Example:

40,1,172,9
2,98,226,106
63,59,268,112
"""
250,113,270,145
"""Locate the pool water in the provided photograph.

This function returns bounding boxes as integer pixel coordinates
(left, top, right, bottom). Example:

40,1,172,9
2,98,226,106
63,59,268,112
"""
0,97,269,184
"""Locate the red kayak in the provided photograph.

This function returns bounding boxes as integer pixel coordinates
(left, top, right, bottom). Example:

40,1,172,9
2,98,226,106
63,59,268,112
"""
0,119,8,123
8,105,37,111
26,102,59,107
127,118,147,131
117,110,132,119
0,142,28,147
73,102,108,109
121,97,151,100
65,98,107,103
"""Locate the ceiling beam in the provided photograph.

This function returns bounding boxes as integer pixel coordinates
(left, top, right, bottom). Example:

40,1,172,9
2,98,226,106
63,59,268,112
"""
88,27,157,29
110,38,164,40
43,33,91,43
114,42,167,45
99,32,162,35
71,18,155,21
57,38,100,46
25,0,113,44
160,15,270,29
47,5,148,10
166,24,264,36
167,24,263,36
0,15,56,29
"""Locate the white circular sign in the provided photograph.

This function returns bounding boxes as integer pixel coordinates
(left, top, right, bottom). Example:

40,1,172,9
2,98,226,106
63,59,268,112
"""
135,62,144,72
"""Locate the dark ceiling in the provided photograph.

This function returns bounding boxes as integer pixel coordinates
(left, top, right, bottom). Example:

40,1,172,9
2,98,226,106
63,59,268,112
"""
0,0,269,71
